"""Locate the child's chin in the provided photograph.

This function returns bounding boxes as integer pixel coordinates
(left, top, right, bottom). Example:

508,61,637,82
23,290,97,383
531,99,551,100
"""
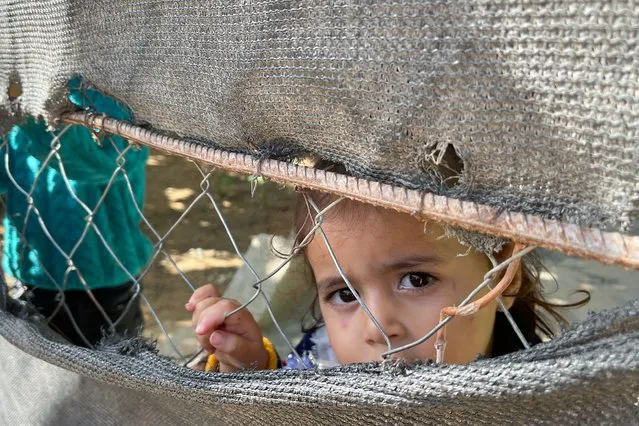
373,352,430,365
340,350,431,365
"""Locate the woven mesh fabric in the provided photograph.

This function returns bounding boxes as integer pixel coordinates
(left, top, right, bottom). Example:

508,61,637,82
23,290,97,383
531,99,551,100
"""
1,292,638,425
1,1,638,232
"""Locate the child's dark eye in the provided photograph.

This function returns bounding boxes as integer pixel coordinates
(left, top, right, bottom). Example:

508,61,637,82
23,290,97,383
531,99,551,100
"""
329,288,358,305
399,272,436,290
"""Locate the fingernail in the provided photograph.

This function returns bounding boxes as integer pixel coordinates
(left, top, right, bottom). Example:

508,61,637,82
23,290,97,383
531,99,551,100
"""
185,302,193,311
195,324,205,334
210,332,223,346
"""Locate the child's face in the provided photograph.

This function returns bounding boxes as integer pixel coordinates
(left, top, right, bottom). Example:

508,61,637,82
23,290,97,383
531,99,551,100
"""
305,202,504,365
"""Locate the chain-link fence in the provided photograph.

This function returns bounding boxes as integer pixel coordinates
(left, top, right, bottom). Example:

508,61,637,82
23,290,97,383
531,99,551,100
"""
1,114,637,372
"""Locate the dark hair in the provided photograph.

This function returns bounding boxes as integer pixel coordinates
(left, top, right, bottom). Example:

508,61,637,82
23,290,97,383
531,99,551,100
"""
286,162,589,357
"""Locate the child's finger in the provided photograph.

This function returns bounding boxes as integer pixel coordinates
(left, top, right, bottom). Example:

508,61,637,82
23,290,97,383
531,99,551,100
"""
193,298,242,354
211,330,269,372
187,283,221,309
220,304,263,342
194,298,241,335
191,296,219,329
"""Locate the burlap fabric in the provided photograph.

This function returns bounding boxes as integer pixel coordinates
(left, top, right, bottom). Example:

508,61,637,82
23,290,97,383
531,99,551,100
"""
1,2,639,424
0,292,638,425
1,1,637,232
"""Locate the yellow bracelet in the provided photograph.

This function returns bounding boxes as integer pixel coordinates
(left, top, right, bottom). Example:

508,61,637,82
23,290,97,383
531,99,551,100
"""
262,336,279,370
205,337,278,372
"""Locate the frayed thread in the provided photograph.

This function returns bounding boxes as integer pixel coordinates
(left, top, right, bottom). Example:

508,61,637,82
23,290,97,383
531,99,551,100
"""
96,333,159,357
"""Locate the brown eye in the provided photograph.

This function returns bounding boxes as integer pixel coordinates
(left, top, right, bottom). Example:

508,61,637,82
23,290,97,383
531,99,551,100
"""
399,273,436,290
330,288,358,305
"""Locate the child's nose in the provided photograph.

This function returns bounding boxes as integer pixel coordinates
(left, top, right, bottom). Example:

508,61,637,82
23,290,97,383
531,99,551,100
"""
362,299,404,347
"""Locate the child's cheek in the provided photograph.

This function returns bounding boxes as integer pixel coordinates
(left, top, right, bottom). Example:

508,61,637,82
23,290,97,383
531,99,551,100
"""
323,313,357,362
322,303,354,328
330,311,356,340
447,306,496,363
321,307,349,334
330,314,353,342
338,312,352,330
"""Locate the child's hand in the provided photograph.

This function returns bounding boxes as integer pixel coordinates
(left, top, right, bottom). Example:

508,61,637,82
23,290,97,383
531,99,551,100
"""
186,284,268,372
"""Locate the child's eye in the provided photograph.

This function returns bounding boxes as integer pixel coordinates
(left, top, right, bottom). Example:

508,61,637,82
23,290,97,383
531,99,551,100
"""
329,288,358,305
399,272,436,290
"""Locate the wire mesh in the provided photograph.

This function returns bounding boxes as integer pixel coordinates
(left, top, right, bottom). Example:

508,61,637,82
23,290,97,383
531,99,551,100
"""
27,92,639,376
0,118,544,368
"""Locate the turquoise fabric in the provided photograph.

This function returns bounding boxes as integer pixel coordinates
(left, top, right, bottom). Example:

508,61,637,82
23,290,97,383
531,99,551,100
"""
0,78,153,290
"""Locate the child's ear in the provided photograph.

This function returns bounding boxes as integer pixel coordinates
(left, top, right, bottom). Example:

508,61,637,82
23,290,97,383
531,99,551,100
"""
493,242,523,311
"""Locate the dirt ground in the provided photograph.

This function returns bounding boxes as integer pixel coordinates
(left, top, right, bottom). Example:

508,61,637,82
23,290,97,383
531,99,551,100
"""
138,150,297,358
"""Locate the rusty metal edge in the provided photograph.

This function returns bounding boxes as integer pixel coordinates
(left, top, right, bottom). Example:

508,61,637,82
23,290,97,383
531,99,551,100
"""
63,112,639,270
